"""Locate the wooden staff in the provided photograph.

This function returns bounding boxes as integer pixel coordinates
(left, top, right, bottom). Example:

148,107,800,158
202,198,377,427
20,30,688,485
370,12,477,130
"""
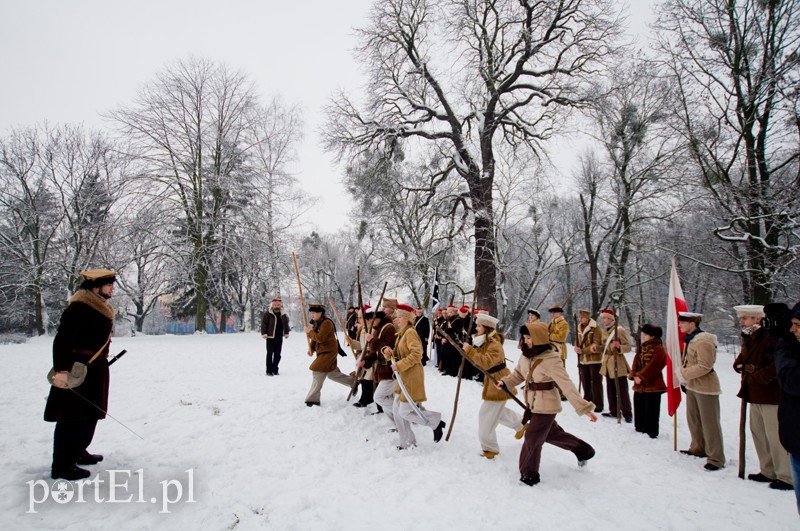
611,303,622,425
736,342,746,478
346,279,388,401
328,298,356,358
445,276,478,441
435,324,528,411
292,252,312,356
573,313,582,395
532,283,555,312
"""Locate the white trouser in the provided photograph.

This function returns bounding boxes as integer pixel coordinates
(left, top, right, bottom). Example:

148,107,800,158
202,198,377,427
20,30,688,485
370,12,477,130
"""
393,397,442,448
374,379,397,424
478,400,524,453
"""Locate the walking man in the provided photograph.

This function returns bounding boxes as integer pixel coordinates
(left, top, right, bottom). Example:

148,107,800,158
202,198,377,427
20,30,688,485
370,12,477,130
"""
261,298,290,376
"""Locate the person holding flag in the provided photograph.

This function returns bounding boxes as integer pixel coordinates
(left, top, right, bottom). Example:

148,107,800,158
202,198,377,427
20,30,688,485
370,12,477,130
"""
665,259,687,446
678,311,725,471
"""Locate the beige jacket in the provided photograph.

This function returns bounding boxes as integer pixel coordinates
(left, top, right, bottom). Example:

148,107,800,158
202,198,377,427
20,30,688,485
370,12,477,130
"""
680,331,721,395
549,315,570,360
576,319,603,365
599,324,632,378
502,347,595,415
463,332,515,401
384,325,427,403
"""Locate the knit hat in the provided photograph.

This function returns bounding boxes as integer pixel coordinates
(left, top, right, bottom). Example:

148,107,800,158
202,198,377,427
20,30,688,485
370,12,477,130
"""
641,323,663,338
395,303,416,323
734,305,765,318
475,313,498,329
458,305,469,317
600,308,615,318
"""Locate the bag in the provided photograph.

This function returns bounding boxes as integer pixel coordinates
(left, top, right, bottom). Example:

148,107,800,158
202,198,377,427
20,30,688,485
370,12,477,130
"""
47,362,88,389
47,336,110,389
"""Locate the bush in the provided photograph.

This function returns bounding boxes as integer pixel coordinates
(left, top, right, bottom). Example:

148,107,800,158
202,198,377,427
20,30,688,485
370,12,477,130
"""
0,333,29,345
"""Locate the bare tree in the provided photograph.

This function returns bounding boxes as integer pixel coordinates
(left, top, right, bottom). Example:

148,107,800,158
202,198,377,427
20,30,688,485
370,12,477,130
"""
110,57,258,331
325,0,622,313
0,127,60,334
656,0,800,303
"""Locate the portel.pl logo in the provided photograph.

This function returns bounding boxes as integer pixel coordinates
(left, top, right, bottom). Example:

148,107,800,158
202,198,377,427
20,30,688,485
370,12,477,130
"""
27,469,195,514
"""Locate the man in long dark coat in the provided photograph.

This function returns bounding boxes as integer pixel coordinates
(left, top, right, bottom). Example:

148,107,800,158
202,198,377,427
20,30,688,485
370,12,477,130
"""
45,269,116,480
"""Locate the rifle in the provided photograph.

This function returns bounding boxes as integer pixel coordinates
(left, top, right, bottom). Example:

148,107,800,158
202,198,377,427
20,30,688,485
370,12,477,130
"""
445,276,478,442
346,275,388,401
573,313,582,395
292,252,312,356
435,324,529,413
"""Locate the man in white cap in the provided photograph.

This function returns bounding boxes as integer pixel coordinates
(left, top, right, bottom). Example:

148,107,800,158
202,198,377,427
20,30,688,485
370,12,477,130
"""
733,305,793,490
678,311,725,471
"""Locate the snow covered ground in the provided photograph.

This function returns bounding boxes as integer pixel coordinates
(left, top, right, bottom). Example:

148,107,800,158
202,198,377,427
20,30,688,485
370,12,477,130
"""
1,331,797,530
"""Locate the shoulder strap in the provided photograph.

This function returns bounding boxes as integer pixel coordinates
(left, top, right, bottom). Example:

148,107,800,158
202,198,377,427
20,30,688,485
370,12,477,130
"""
88,335,111,365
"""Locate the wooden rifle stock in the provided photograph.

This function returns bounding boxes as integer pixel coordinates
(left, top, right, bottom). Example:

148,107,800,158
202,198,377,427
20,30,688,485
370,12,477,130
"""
435,323,528,413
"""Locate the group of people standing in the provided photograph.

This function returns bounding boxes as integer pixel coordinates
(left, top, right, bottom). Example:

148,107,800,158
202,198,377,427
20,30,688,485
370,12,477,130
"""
38,265,800,516
265,295,799,505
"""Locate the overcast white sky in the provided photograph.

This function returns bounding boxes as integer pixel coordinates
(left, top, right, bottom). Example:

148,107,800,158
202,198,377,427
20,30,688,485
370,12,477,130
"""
0,0,656,235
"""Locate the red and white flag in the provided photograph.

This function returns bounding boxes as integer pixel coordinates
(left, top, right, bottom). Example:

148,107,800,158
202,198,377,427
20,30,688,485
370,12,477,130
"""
665,258,687,416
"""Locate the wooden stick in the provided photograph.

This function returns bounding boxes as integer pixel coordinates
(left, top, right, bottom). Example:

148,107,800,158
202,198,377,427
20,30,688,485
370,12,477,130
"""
292,252,312,356
346,280,388,401
738,399,747,479
435,324,528,411
328,298,356,358
445,276,478,441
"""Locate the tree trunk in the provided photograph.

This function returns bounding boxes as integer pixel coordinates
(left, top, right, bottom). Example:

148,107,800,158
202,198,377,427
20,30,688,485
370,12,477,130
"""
471,180,497,314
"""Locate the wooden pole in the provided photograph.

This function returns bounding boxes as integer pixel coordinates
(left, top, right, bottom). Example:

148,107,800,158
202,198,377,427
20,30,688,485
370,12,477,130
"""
328,298,356,358
738,399,747,479
292,252,312,356
445,277,478,442
673,415,678,452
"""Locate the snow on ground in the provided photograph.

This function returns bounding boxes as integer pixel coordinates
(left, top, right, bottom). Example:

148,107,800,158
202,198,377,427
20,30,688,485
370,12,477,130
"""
0,331,797,530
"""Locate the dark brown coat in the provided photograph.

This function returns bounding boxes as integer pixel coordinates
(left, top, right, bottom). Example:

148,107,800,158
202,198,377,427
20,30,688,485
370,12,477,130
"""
44,290,114,422
629,338,667,393
364,317,396,382
307,317,338,372
260,308,290,339
733,327,779,405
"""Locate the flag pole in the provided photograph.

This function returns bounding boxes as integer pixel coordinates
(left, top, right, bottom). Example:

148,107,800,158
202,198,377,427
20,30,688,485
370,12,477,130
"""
673,415,677,452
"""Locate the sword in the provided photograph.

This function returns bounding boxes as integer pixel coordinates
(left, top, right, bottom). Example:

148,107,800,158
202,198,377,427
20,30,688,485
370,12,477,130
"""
392,367,431,426
108,349,128,366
